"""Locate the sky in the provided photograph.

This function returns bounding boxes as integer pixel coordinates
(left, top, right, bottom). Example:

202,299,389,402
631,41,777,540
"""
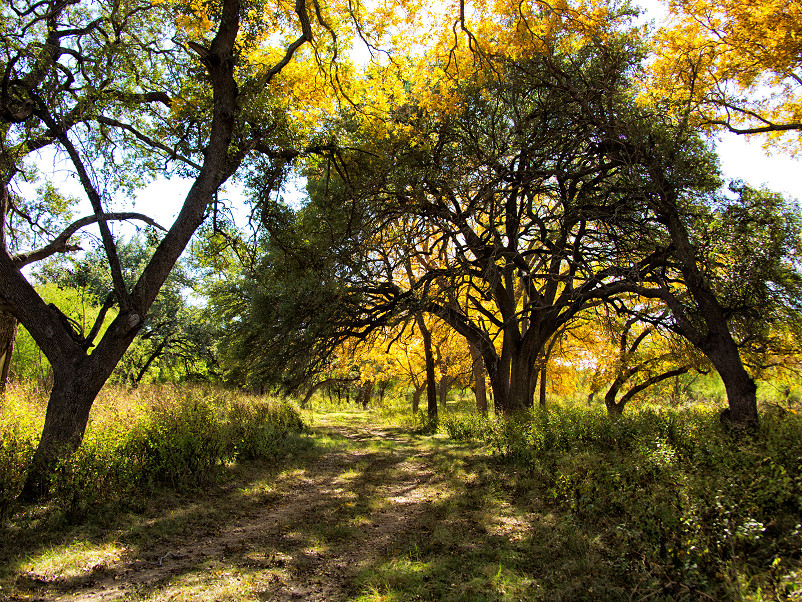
715,134,801,201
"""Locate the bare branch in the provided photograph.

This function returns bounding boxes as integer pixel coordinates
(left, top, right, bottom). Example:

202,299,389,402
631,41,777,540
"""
31,95,134,310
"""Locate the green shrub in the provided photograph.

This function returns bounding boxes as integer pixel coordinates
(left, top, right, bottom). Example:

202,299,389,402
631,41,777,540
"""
441,413,493,441
3,384,306,520
444,402,802,598
226,398,306,461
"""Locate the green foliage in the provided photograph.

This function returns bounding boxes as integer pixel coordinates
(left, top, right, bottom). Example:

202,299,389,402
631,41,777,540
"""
226,397,306,461
441,412,494,441
10,282,110,387
443,404,802,598
34,232,218,385
1,384,306,521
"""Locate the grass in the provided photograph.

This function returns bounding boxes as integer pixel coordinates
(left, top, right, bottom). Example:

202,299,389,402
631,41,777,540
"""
1,385,801,600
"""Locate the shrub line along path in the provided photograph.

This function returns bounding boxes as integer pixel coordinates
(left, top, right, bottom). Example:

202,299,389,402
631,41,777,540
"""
4,412,544,601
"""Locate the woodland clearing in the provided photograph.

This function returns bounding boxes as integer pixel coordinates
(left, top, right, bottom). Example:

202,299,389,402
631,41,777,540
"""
3,400,802,601
2,411,550,601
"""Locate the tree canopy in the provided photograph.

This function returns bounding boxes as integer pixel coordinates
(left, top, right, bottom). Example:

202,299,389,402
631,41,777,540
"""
1,0,801,496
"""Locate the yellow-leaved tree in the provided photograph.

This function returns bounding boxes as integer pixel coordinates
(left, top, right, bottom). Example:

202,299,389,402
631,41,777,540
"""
651,0,802,150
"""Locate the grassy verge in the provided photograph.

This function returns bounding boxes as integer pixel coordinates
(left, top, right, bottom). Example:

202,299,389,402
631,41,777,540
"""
438,402,802,600
3,387,802,600
1,382,307,523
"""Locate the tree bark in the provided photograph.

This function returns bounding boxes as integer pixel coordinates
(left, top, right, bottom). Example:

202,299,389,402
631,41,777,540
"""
704,342,758,426
417,315,438,422
0,310,16,393
469,343,487,415
665,211,760,427
19,353,112,499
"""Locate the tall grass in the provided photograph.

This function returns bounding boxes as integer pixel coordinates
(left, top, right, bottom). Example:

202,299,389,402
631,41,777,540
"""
1,383,306,521
442,402,802,598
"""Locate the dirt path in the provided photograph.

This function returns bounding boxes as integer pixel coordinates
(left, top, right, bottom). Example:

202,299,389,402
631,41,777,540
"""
5,418,536,601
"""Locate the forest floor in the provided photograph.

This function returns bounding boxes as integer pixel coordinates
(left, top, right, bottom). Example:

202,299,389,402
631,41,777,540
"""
1,410,601,601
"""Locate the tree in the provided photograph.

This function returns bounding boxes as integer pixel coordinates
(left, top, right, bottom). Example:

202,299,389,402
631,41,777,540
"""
347,17,799,425
584,303,709,415
652,0,802,147
326,38,676,414
0,0,383,496
589,110,802,426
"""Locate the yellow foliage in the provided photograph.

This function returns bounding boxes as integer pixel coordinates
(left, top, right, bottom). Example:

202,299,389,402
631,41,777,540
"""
650,0,802,151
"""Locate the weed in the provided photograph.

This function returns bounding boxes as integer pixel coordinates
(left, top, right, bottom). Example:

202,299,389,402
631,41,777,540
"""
442,402,802,599
1,383,306,520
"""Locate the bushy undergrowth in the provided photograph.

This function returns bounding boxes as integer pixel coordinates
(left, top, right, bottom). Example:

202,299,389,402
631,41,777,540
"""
0,389,43,521
1,383,306,520
443,403,802,599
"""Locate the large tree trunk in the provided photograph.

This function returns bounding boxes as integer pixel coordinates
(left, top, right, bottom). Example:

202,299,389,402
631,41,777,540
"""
503,350,538,413
19,355,112,499
704,341,758,426
0,310,16,393
417,315,438,422
469,343,487,415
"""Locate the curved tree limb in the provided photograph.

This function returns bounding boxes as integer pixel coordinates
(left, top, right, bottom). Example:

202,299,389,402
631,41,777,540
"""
12,211,166,267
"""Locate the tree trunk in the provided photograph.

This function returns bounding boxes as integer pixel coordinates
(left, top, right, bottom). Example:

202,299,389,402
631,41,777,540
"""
438,376,449,409
417,315,438,422
604,384,625,416
2,0,256,499
663,202,760,427
412,383,425,414
469,343,487,416
0,310,16,393
705,343,758,426
502,350,537,413
539,362,548,407
133,339,168,385
359,381,374,410
19,356,110,500
605,367,690,417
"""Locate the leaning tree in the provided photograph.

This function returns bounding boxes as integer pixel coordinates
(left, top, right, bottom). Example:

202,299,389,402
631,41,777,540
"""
0,0,392,496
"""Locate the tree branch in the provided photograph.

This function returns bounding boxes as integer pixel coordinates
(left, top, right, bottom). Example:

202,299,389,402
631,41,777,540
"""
12,211,166,267
95,116,202,170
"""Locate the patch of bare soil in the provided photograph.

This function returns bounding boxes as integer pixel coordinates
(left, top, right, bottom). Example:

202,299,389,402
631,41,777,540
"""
6,423,469,601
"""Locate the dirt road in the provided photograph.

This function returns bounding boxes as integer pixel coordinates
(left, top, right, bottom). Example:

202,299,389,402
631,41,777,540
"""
5,418,537,601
